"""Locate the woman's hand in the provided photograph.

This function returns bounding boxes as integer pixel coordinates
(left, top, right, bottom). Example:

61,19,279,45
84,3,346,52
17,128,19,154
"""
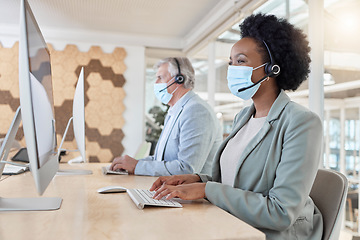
150,174,201,191
153,182,206,200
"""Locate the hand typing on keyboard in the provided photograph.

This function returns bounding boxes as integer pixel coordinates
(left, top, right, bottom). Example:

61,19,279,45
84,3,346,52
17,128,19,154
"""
153,182,207,201
126,189,182,209
150,174,202,191
150,175,206,201
110,155,138,174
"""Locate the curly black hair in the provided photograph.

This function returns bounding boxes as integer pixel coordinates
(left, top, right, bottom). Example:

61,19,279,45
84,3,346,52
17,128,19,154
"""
239,13,311,91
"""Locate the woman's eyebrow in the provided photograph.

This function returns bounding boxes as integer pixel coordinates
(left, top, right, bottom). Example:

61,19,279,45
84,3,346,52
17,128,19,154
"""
234,53,247,58
230,53,247,60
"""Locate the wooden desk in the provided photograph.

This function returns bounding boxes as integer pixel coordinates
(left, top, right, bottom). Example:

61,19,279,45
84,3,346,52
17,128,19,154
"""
0,163,265,240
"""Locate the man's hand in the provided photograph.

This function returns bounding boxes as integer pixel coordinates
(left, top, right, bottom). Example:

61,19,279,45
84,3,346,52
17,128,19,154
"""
150,174,201,191
110,155,138,174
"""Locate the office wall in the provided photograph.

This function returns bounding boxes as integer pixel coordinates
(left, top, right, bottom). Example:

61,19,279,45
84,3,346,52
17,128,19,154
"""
0,42,22,145
0,41,145,162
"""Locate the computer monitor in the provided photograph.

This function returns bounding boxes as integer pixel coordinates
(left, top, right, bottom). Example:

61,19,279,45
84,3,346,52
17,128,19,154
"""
0,0,62,211
57,67,92,168
73,68,86,162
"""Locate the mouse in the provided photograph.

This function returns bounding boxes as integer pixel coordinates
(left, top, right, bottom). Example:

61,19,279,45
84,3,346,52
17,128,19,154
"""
97,186,127,194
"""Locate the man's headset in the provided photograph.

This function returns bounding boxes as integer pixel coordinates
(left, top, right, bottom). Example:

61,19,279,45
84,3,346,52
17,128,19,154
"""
174,58,185,84
159,58,185,92
238,40,281,92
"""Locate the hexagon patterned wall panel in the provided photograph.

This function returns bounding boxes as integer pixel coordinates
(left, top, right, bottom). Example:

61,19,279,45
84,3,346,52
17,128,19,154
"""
0,42,126,163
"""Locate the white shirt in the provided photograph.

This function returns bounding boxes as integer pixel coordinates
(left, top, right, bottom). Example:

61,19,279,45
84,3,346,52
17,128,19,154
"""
220,115,266,186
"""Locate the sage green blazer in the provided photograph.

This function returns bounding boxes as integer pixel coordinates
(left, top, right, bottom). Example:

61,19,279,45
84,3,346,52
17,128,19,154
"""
199,90,323,240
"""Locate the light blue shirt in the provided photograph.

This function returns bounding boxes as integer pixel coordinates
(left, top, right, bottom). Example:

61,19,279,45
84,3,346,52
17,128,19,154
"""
135,90,223,176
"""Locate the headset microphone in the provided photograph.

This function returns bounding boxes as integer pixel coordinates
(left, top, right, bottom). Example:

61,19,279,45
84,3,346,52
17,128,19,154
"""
237,75,269,92
159,81,177,92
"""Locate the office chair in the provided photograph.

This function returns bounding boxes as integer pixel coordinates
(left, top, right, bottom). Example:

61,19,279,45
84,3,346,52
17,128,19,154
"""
134,141,151,159
310,169,348,240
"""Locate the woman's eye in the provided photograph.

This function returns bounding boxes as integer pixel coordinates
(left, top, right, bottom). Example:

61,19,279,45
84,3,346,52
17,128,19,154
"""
237,59,245,64
228,61,232,66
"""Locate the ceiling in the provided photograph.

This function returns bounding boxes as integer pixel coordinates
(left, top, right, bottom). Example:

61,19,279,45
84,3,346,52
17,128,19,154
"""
0,0,262,53
0,0,214,46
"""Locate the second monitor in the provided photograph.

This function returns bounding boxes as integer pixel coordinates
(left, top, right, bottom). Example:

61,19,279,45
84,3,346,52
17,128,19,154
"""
57,67,93,175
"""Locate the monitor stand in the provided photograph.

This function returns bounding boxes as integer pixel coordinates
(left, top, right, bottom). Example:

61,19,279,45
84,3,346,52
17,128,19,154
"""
0,107,63,211
67,155,83,164
57,169,93,175
0,197,62,211
56,117,93,175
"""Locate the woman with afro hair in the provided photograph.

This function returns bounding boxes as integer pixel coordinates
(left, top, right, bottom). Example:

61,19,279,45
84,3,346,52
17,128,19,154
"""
150,13,323,240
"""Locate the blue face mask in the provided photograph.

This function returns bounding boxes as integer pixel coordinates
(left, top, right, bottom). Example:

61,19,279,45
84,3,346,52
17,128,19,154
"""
227,63,266,100
154,78,179,104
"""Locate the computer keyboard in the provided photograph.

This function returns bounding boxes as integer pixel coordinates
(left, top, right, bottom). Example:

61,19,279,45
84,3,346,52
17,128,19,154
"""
102,165,128,175
2,164,28,175
127,189,182,209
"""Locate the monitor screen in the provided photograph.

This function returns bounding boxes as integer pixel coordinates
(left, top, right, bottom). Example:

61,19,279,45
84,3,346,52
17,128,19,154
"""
24,0,57,169
73,68,86,162
26,5,54,110
18,0,59,195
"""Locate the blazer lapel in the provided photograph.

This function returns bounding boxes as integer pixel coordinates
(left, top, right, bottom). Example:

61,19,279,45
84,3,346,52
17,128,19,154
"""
163,108,182,146
156,91,196,161
229,105,255,138
232,90,291,180
153,113,171,159
211,90,291,183
161,92,197,148
211,105,255,182
232,121,271,181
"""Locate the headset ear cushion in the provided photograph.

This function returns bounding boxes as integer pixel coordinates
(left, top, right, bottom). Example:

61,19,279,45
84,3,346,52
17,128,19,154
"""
175,74,185,84
264,63,280,77
264,63,273,76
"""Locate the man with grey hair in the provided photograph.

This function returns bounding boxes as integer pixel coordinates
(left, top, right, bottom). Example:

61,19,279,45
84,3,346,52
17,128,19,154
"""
111,57,222,176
